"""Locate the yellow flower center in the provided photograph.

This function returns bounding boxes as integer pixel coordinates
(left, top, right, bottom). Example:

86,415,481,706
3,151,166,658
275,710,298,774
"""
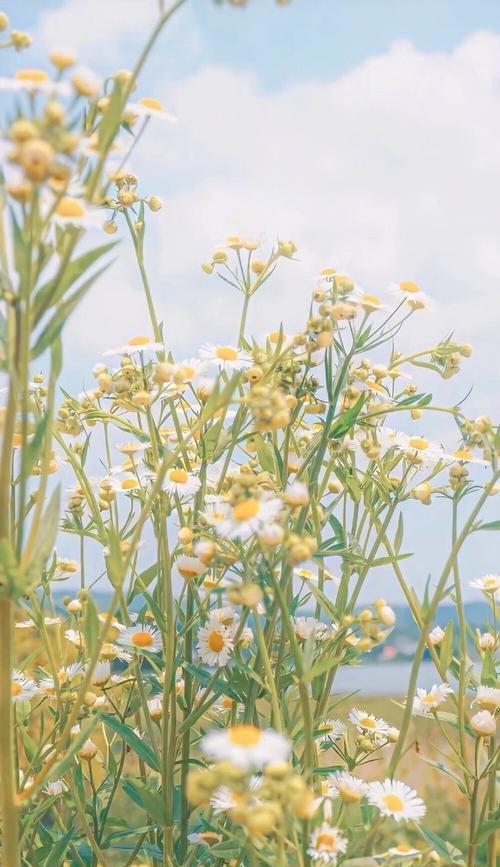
408,437,429,450
178,562,201,580
422,692,437,704
395,845,412,853
215,346,238,362
169,468,189,484
359,716,375,728
138,96,164,112
131,630,154,648
382,793,404,812
340,785,362,804
121,478,139,490
207,629,225,652
454,449,472,461
200,832,220,846
16,69,49,83
227,724,262,747
232,498,260,522
316,832,336,851
180,365,196,379
128,335,151,346
55,197,85,218
400,281,420,294
222,697,234,710
268,331,281,343
361,294,380,305
11,682,23,697
483,577,498,590
320,267,336,277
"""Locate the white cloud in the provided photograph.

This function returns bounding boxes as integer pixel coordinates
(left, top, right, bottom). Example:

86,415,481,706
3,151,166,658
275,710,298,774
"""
63,31,500,422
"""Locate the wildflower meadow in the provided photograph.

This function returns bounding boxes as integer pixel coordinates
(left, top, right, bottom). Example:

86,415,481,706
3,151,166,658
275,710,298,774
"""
0,1,498,865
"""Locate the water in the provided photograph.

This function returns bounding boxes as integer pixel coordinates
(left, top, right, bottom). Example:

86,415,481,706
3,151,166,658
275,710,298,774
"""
332,660,442,695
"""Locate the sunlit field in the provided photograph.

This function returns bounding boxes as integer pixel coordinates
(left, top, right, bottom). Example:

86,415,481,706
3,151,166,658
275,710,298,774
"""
0,1,498,866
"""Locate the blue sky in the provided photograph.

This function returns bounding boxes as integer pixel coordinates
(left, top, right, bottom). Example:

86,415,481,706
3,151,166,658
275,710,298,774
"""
2,0,500,599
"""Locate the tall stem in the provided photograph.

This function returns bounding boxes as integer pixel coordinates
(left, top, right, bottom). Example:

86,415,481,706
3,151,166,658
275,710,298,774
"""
0,597,20,867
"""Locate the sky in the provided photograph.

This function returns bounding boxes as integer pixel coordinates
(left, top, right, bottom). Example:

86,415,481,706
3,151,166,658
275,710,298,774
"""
2,0,500,600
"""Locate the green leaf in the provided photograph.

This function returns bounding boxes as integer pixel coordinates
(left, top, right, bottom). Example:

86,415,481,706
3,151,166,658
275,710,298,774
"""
0,538,21,598
42,827,75,867
121,779,167,826
24,485,61,592
477,520,500,531
100,713,160,772
329,394,365,440
418,827,465,864
475,815,500,845
83,594,100,657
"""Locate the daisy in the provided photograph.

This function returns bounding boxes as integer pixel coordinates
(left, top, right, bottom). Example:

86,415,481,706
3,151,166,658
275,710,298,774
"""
392,433,449,466
201,724,291,770
308,823,348,864
314,719,346,744
164,467,201,497
197,624,234,667
51,196,103,229
367,779,426,822
428,625,445,645
216,495,282,540
44,780,68,797
199,343,253,372
325,771,369,804
294,617,335,642
389,281,433,310
103,336,164,357
470,574,500,594
11,671,39,703
470,710,496,737
90,661,111,687
348,708,390,739
175,555,206,582
451,448,488,466
210,777,262,812
172,358,208,383
350,292,389,313
39,663,85,697
125,96,177,123
117,624,162,654
0,68,70,95
474,686,500,712
384,843,421,859
412,682,453,715
100,641,133,662
64,628,84,649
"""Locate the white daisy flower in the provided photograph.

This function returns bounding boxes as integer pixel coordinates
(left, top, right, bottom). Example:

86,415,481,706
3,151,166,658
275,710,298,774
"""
470,710,497,737
103,336,164,357
44,779,68,797
201,724,291,770
172,358,208,383
294,617,335,642
90,661,111,687
314,719,346,744
210,776,262,813
348,708,390,739
216,495,282,540
451,448,488,466
412,682,453,715
367,779,426,822
388,281,433,310
428,625,445,645
64,628,84,649
175,555,206,582
0,68,70,95
392,433,449,466
308,823,348,863
349,291,390,313
199,343,253,371
208,606,239,629
470,574,500,594
11,671,40,703
164,467,201,497
125,96,177,123
474,686,500,711
117,624,162,654
325,771,369,804
39,663,85,697
385,843,421,859
197,624,234,667
51,196,103,229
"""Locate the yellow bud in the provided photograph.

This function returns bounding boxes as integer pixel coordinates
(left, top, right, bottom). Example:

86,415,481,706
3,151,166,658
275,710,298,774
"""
251,259,266,275
49,51,76,70
0,12,8,30
212,250,228,264
103,219,118,234
178,527,194,545
148,195,163,211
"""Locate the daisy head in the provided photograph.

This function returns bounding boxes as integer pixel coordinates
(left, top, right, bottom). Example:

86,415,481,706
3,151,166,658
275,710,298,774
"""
125,96,177,123
470,574,500,594
348,708,390,739
197,623,234,668
368,779,426,822
175,555,206,583
308,823,348,864
325,771,368,805
474,686,500,712
389,281,433,311
412,682,453,715
103,336,164,357
51,196,102,229
216,494,282,540
117,623,162,654
314,719,346,745
164,467,201,498
199,343,253,371
11,671,39,703
200,724,291,770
